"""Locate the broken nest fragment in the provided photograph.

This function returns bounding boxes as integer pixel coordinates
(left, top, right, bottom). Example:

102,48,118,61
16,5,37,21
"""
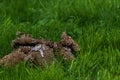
0,31,80,68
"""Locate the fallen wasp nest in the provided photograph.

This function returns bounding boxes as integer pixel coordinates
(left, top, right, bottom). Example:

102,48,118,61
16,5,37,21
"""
0,32,80,67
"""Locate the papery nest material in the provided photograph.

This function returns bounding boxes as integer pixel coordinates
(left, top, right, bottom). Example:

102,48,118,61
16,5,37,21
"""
0,31,80,67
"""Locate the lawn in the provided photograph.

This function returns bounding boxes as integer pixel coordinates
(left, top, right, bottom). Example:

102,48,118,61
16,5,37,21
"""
0,0,120,80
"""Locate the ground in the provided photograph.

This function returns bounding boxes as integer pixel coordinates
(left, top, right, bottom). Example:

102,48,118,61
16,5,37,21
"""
0,0,120,80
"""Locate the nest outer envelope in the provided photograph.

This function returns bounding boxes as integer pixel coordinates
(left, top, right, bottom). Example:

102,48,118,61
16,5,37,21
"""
0,49,26,67
25,44,55,67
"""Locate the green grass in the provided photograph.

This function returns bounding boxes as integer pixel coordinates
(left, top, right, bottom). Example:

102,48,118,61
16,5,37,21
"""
0,0,120,80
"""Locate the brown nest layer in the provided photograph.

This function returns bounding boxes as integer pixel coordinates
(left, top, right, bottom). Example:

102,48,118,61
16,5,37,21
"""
0,32,80,67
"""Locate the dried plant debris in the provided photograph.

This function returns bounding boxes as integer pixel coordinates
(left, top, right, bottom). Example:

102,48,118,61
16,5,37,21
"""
0,31,80,68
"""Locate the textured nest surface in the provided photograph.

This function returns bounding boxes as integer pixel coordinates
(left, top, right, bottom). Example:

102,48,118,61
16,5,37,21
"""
0,31,80,68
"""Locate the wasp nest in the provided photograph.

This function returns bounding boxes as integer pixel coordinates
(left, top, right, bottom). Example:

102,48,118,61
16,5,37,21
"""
0,32,80,67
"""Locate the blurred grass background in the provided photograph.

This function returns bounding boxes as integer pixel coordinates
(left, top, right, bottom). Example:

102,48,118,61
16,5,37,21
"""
0,0,120,80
